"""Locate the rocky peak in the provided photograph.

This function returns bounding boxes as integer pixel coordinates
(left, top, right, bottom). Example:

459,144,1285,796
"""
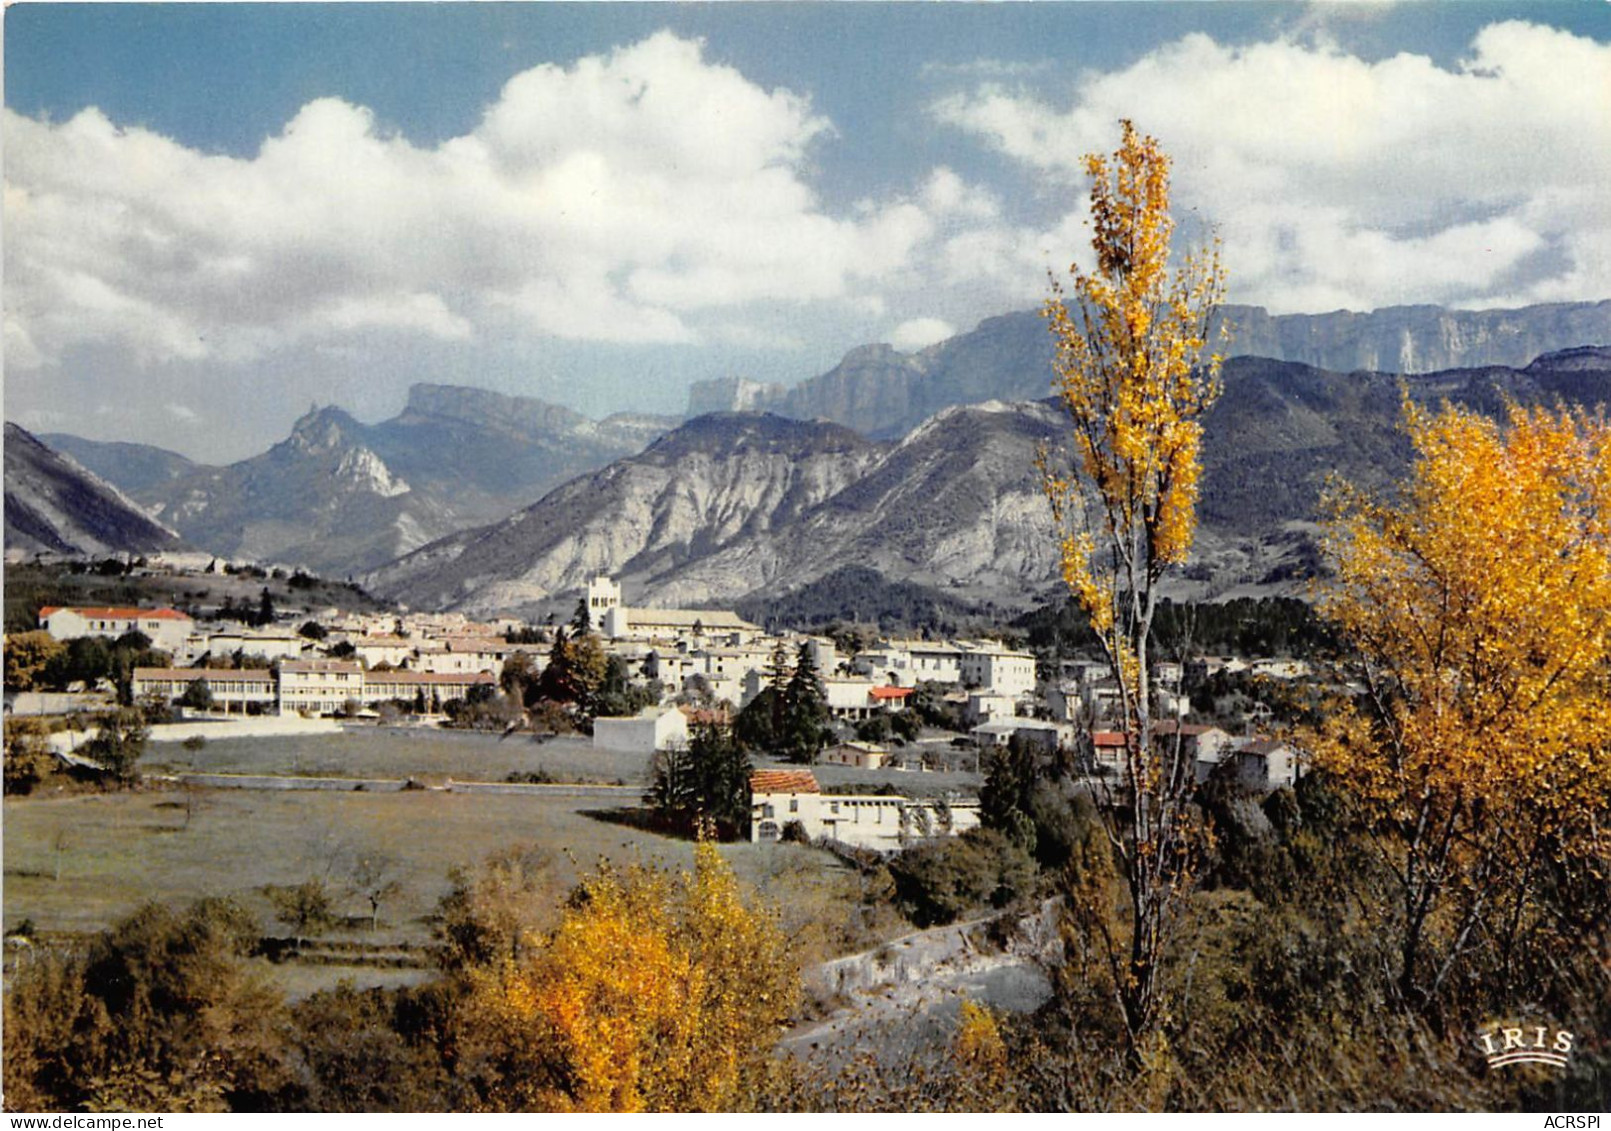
284,404,362,456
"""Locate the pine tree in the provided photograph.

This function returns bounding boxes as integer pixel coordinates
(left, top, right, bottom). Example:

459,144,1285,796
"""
780,643,828,764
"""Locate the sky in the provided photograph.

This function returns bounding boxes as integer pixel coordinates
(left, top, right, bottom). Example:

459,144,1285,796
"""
5,2,1610,463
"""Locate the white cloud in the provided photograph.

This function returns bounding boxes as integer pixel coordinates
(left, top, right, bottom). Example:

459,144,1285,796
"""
7,21,1607,460
934,21,1611,311
1,31,959,372
889,317,956,351
165,403,200,424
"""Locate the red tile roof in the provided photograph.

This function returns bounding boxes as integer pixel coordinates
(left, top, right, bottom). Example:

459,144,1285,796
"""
749,769,820,795
41,606,190,621
1091,730,1129,748
869,686,913,700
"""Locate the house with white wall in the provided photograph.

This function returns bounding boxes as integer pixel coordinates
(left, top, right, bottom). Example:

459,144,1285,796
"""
965,691,1018,726
418,637,510,676
748,769,980,851
958,643,1036,698
600,602,759,643
205,630,306,663
971,717,1070,752
821,741,888,769
40,606,194,653
349,636,416,670
1234,738,1306,791
585,575,622,624
823,678,912,721
278,659,365,716
593,705,690,754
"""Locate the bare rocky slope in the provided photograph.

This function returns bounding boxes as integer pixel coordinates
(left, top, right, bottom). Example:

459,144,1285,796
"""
365,348,1611,618
365,413,885,614
4,423,183,556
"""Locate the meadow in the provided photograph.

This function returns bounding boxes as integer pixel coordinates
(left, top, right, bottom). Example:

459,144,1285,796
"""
2,785,854,942
137,725,984,796
137,727,651,785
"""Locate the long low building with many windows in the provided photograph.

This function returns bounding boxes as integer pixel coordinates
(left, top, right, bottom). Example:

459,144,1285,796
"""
132,664,495,717
132,668,277,713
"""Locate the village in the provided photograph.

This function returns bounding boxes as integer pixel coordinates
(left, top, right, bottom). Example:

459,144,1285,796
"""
7,553,1311,855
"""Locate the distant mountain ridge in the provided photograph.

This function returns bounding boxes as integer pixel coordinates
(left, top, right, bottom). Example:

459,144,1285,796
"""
41,384,680,576
687,301,1611,437
4,423,183,557
42,435,201,498
23,302,1610,596
366,348,1611,618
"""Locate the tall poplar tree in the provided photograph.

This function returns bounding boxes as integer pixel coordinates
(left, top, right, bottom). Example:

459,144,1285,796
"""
1040,120,1228,1061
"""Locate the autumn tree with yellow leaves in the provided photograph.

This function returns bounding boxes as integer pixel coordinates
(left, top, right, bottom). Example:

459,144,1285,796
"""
456,840,798,1112
1040,120,1227,1061
1317,399,1611,1014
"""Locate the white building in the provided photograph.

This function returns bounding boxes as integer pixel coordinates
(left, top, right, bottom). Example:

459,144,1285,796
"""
585,575,623,623
133,667,279,714
593,706,690,754
821,741,888,770
803,637,841,677
205,630,306,663
971,717,1070,752
600,603,759,643
278,660,365,716
965,691,1018,726
748,769,980,851
959,643,1037,698
1153,722,1237,782
823,678,910,721
350,636,417,669
1234,739,1307,791
853,640,969,687
40,605,194,653
908,643,964,685
363,670,496,711
417,637,510,676
853,645,914,685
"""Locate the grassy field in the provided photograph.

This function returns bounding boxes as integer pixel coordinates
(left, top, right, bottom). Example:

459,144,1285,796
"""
2,785,857,952
138,726,983,797
139,728,653,785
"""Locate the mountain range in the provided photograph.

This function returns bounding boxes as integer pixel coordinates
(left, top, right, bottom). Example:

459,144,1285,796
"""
15,301,1611,605
364,347,1611,617
687,300,1611,438
4,423,183,557
45,385,677,576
